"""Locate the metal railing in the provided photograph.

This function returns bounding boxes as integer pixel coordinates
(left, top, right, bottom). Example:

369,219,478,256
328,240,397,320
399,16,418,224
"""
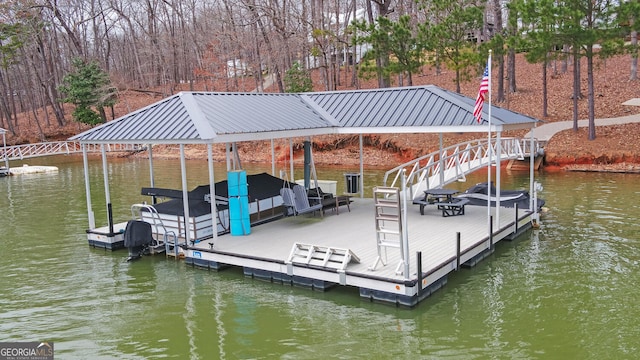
383,138,541,201
0,141,145,161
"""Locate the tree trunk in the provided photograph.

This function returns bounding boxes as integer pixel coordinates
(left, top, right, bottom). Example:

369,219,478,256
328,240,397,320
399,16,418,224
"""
47,0,84,57
562,44,569,73
507,48,516,93
542,60,548,117
631,29,638,81
249,1,284,92
572,48,580,131
496,54,505,102
0,71,16,134
368,0,392,88
587,46,596,140
493,0,504,102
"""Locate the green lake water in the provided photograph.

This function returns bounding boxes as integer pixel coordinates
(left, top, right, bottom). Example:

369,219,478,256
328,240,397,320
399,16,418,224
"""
1,156,639,359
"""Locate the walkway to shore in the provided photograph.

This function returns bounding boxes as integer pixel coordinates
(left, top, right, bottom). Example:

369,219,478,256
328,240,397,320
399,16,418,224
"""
525,104,640,143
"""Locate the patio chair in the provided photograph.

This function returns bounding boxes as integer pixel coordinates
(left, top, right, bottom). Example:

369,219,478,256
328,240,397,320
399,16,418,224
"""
280,185,323,217
307,186,351,214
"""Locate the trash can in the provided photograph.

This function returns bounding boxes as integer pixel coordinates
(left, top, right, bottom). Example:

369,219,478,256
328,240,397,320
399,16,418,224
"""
344,173,360,194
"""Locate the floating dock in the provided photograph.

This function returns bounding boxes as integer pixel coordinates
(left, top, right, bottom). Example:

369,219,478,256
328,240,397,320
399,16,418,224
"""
6,165,59,175
181,198,533,307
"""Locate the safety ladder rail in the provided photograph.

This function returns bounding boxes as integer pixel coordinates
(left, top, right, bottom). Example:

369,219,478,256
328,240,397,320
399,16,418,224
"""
131,204,179,257
369,187,405,274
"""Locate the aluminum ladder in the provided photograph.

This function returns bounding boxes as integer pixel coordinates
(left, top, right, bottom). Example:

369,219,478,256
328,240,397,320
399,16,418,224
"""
369,187,405,274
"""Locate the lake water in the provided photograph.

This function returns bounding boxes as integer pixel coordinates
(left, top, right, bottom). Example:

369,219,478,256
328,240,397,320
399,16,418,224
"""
1,156,639,359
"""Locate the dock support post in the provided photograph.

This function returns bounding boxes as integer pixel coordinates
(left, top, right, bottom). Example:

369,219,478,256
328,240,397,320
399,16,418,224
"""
489,215,494,251
514,204,519,234
107,203,114,234
416,251,423,297
456,232,461,270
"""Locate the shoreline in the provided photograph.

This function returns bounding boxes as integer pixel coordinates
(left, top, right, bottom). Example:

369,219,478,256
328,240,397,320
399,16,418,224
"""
561,163,640,173
112,145,640,174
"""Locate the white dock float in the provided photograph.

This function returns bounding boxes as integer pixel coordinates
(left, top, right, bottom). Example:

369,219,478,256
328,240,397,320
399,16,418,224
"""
9,164,59,175
185,198,535,307
87,222,127,250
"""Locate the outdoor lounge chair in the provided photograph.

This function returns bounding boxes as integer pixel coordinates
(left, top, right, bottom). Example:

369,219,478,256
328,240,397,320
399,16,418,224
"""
280,185,323,217
307,186,351,214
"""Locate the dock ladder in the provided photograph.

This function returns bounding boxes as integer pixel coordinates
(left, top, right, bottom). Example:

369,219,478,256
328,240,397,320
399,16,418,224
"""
131,204,179,257
370,187,405,274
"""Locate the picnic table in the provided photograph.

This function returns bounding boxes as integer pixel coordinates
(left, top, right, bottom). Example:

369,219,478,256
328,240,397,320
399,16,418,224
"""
413,188,469,217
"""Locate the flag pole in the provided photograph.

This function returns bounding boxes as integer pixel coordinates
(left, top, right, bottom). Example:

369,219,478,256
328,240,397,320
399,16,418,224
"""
487,51,492,229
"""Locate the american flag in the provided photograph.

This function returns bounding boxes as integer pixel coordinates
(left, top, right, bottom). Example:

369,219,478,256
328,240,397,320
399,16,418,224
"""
473,64,489,123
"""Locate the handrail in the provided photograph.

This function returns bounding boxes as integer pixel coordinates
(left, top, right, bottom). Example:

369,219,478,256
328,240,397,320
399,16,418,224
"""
0,141,145,161
383,137,541,201
131,203,179,257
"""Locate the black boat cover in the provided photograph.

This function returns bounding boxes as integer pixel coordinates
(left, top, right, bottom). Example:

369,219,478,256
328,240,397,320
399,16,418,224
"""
141,172,293,217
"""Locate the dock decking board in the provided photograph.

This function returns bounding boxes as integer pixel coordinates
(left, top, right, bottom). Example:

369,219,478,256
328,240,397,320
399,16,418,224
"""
183,198,533,306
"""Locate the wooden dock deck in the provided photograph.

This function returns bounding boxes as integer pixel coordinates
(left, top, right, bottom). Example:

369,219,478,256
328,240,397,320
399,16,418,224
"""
185,198,534,307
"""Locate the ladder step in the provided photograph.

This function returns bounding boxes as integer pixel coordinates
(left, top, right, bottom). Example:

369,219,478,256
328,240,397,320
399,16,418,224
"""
373,187,399,194
374,200,399,207
376,228,400,235
378,240,400,248
376,214,399,221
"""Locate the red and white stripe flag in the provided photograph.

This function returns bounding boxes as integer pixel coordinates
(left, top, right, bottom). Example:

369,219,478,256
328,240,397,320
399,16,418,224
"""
473,64,489,123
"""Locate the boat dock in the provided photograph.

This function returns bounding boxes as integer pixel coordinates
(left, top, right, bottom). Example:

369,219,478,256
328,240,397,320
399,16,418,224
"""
71,86,544,308
184,198,533,307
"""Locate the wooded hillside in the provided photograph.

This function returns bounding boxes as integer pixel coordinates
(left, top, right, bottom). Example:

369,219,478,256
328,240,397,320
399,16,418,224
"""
1,0,640,168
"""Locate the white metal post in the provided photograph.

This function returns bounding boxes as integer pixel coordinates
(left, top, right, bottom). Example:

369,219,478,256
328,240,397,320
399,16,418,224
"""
82,144,95,229
100,144,112,231
148,144,155,189
289,138,294,182
180,144,192,247
496,130,502,227
486,51,493,231
271,139,275,176
359,134,364,198
401,169,410,280
208,144,218,243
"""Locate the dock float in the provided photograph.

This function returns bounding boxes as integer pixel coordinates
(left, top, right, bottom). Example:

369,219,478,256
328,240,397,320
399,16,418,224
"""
7,164,59,175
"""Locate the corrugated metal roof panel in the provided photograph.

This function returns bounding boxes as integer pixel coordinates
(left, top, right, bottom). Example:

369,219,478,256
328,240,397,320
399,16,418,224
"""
70,86,540,144
192,92,330,135
306,86,538,129
72,95,202,142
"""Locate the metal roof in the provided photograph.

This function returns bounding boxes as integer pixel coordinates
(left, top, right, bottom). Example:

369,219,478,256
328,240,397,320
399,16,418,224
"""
70,85,540,144
305,86,538,130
